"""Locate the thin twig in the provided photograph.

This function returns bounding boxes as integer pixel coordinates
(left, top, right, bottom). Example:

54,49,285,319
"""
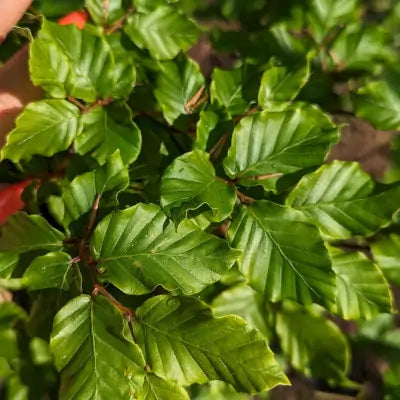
233,105,258,122
86,194,101,238
105,6,135,34
68,96,86,110
185,85,206,113
93,284,135,318
237,190,254,204
82,98,113,114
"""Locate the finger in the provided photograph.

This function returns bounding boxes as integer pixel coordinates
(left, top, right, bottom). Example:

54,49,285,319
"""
0,0,33,42
0,46,43,146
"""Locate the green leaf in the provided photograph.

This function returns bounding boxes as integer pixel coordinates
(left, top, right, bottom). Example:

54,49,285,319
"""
0,252,19,279
0,213,64,254
138,373,189,400
223,105,338,184
194,109,219,151
75,102,142,165
105,33,137,99
228,201,336,308
22,252,75,291
91,203,239,295
86,0,125,26
30,19,129,101
33,0,84,17
1,100,82,162
133,0,180,13
354,81,400,130
286,161,400,239
154,56,205,124
50,294,145,400
210,67,250,116
124,6,199,60
307,0,359,42
192,381,249,400
258,56,311,111
62,151,129,235
160,150,236,223
329,246,392,320
135,295,288,392
212,284,271,339
371,234,400,285
330,24,391,72
276,301,350,382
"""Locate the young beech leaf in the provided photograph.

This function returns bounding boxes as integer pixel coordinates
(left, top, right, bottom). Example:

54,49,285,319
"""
307,0,359,43
22,252,75,291
223,104,338,185
134,295,289,392
0,252,19,279
354,81,400,130
154,56,205,124
91,203,240,295
328,246,392,320
228,201,336,308
212,284,271,340
276,301,350,382
138,373,189,400
160,150,236,223
371,234,400,285
30,20,115,101
1,100,82,163
50,295,145,400
210,67,251,116
330,24,391,72
86,0,125,26
75,102,142,165
0,213,64,254
286,161,400,239
124,6,199,60
258,55,311,111
62,151,129,236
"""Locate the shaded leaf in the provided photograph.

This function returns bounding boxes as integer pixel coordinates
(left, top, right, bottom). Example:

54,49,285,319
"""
329,246,392,320
258,55,311,111
124,6,198,60
50,295,145,400
1,100,81,162
86,0,125,26
153,56,205,124
228,201,336,308
354,81,400,130
135,295,288,392
160,150,236,223
212,284,271,339
210,67,250,116
22,252,75,291
371,234,400,286
62,151,129,235
286,161,400,239
0,252,19,279
276,301,350,382
91,203,239,295
0,213,64,254
75,102,142,165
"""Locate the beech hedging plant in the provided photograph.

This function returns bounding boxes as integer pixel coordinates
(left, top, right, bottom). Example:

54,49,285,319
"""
2,0,400,398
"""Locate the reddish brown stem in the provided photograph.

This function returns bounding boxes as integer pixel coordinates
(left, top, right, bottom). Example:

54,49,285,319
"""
105,6,135,34
233,106,258,122
86,194,101,238
237,190,254,204
93,284,135,318
185,85,206,113
82,98,113,114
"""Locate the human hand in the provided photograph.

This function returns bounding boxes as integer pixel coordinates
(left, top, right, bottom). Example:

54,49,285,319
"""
0,0,43,147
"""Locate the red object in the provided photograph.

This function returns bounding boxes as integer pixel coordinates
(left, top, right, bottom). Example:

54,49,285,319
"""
0,180,31,224
58,10,88,29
